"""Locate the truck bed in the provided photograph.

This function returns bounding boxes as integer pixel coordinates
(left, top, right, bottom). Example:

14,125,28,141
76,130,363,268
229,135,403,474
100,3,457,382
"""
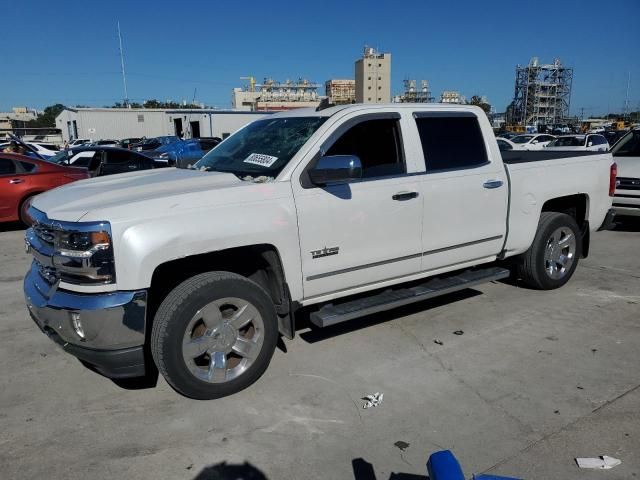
501,150,603,164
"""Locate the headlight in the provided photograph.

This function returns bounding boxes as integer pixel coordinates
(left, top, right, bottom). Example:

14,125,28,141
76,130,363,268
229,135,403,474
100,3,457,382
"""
57,231,111,257
52,228,116,284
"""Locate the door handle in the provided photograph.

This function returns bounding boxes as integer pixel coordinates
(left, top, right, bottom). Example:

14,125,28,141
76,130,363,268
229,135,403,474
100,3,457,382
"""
392,191,419,201
483,180,503,189
9,178,24,184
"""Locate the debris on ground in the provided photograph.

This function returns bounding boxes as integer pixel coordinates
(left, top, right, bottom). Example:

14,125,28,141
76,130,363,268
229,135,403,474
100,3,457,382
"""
575,456,621,469
394,441,410,451
434,339,444,345
362,392,383,409
453,330,464,335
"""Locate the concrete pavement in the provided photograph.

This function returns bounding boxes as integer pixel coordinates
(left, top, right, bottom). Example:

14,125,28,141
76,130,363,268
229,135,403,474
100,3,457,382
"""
0,219,638,479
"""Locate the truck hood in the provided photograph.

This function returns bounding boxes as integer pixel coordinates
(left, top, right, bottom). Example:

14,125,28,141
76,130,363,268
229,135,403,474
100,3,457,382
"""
31,168,244,222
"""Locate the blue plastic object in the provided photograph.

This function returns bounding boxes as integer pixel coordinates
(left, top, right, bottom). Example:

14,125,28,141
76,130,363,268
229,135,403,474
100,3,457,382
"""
427,450,465,480
426,450,522,480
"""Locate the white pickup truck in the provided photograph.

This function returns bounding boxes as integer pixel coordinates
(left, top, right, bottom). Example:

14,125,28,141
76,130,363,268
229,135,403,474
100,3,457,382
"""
23,104,616,399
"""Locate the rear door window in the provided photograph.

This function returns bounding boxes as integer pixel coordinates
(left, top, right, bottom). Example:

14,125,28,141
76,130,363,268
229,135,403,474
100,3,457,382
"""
19,161,37,172
0,158,16,175
415,115,488,172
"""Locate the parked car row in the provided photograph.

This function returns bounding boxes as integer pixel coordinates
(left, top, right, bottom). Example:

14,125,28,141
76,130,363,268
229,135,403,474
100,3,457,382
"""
0,133,225,225
496,134,610,152
0,153,89,224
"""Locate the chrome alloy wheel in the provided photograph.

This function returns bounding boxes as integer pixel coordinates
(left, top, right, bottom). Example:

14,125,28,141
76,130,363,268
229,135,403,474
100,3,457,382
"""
182,297,264,383
543,227,576,280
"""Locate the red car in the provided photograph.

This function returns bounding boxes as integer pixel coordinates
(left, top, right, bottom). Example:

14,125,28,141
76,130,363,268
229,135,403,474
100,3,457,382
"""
0,153,90,225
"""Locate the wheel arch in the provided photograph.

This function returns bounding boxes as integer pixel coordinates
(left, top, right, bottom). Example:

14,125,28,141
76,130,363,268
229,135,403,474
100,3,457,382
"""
541,193,590,258
18,191,44,223
148,244,295,340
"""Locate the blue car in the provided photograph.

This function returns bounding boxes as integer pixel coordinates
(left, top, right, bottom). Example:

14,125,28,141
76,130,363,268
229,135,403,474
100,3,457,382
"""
149,138,220,168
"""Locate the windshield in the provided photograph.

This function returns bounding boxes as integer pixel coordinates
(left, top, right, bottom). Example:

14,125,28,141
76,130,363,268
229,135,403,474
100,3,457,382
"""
49,150,72,164
548,136,585,147
194,117,327,178
611,131,640,157
154,140,183,153
512,135,534,144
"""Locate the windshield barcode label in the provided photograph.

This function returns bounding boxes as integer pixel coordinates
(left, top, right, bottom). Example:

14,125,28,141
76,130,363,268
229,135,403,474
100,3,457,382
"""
244,153,278,168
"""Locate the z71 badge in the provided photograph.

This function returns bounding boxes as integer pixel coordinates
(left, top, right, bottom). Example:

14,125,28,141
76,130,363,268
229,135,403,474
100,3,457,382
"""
310,246,339,259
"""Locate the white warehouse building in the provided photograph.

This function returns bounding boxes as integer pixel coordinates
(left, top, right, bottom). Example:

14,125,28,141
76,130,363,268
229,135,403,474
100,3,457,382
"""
55,107,271,142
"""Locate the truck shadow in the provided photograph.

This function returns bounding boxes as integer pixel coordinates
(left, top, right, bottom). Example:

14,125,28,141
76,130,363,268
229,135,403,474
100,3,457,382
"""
297,288,482,344
612,216,640,232
0,221,25,232
353,457,429,479
192,461,268,479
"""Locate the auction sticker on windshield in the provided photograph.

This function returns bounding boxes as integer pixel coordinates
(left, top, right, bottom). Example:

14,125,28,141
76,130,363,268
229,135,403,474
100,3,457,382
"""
244,153,278,168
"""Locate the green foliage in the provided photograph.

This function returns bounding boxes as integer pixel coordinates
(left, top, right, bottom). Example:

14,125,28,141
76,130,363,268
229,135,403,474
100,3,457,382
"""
24,103,65,127
469,95,491,113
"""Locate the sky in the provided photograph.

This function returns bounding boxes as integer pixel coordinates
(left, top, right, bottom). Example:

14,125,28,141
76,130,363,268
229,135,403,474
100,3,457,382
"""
1,0,639,116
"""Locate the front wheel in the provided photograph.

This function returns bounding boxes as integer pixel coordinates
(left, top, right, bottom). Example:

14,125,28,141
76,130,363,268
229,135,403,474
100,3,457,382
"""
19,195,36,227
517,212,581,290
151,272,278,399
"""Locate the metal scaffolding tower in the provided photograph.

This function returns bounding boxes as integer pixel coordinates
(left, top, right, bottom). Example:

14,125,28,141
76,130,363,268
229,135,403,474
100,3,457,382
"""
509,57,573,127
397,80,434,103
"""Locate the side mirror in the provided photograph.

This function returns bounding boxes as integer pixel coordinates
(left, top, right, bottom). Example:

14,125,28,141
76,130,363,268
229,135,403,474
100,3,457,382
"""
587,141,593,147
309,155,362,186
531,139,539,144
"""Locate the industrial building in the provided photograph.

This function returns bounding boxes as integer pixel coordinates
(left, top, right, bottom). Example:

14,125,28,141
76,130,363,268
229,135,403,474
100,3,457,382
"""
355,47,391,103
507,57,573,128
0,107,38,131
325,79,356,105
55,107,269,142
394,80,434,103
232,77,323,111
439,91,466,104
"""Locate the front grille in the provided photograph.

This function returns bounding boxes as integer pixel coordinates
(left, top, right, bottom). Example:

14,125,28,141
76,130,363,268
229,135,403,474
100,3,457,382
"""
33,223,56,246
617,177,640,191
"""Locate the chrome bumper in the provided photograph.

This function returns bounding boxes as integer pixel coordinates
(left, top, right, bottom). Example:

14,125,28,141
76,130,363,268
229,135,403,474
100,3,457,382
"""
24,262,147,349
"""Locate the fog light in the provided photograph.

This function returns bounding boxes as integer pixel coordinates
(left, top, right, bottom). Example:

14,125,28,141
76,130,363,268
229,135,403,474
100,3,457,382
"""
70,312,86,340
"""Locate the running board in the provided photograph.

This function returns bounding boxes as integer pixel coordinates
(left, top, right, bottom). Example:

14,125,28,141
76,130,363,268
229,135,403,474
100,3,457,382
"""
309,266,510,328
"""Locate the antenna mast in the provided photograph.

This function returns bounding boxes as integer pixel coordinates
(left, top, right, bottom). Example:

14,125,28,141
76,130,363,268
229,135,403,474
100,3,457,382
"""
624,71,631,119
117,21,129,107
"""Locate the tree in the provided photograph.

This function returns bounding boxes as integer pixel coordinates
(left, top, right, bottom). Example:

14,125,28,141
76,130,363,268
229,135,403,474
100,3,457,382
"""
468,95,491,114
24,103,65,128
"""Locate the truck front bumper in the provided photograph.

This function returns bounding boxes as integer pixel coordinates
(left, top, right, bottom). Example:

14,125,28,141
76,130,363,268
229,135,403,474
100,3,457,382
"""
24,263,148,378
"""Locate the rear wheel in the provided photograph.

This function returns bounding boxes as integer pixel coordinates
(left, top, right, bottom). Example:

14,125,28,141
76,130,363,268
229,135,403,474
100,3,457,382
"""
19,195,36,227
151,271,278,399
517,212,581,290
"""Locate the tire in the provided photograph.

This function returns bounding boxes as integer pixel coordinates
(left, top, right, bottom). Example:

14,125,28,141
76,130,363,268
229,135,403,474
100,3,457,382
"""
517,212,582,290
19,195,36,227
151,271,278,399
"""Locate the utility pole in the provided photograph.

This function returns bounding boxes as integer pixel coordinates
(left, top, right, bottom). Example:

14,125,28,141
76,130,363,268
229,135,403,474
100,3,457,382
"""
624,71,631,119
117,21,129,108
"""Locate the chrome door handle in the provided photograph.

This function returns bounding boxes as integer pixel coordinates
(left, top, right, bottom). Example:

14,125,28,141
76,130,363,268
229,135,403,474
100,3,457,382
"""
392,191,419,201
483,180,503,189
9,178,24,184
